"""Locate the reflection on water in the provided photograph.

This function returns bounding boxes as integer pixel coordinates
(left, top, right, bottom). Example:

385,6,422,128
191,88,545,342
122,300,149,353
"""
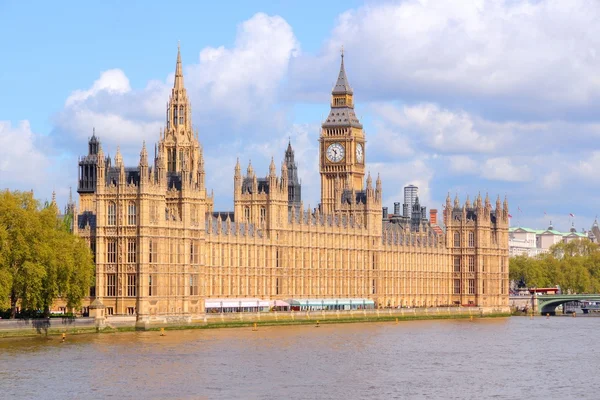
1,317,599,399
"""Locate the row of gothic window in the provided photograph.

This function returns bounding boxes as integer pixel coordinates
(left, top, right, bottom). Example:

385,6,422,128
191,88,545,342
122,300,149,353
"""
105,273,199,297
167,105,185,128
107,202,136,226
244,206,267,223
453,231,476,247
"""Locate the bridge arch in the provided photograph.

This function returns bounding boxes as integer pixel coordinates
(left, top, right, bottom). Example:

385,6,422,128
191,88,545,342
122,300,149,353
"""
537,295,600,315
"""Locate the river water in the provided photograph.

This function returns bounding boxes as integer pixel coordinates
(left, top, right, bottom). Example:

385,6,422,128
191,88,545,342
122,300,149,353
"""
1,316,599,399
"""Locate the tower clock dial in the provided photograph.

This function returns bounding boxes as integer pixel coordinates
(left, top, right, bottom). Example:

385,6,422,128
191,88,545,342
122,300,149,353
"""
326,143,345,163
356,143,363,163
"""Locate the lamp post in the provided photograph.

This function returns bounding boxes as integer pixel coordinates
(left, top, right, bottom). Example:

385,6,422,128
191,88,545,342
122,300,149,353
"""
350,299,353,311
363,299,366,310
239,300,242,313
321,299,324,311
220,301,223,314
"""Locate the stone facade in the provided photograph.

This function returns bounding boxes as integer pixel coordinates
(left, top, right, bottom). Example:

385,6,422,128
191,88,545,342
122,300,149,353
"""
74,47,510,324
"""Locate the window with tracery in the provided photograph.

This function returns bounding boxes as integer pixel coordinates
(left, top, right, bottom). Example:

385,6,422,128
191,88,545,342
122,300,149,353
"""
128,202,136,225
107,202,116,226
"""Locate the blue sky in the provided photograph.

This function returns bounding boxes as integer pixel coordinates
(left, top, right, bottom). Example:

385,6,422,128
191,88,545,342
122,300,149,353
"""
1,0,599,232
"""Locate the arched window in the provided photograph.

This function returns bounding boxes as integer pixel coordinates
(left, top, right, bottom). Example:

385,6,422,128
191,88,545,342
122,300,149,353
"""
244,207,250,221
173,107,178,125
453,232,460,247
260,207,266,224
128,202,136,225
468,231,475,247
107,202,116,226
179,106,184,124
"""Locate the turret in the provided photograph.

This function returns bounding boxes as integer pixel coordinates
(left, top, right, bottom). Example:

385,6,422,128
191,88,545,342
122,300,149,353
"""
139,141,149,182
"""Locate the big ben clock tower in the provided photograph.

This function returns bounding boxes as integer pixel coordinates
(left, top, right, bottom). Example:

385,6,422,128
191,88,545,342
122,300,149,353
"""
319,49,365,214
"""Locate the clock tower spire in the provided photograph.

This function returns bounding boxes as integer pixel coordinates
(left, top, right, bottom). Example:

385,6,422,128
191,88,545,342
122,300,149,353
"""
319,49,365,214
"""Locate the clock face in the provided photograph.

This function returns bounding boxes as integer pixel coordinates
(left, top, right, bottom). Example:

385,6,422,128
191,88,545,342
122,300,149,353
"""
356,143,364,163
326,143,345,163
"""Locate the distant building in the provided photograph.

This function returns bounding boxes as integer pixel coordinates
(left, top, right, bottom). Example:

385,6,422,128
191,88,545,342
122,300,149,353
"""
509,221,595,257
403,184,418,218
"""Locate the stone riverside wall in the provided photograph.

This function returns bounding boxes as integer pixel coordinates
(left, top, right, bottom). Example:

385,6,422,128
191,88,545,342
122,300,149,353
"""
0,307,510,336
0,317,96,333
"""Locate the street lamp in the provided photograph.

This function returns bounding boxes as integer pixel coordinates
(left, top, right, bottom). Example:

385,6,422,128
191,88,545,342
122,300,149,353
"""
220,301,223,314
239,300,242,313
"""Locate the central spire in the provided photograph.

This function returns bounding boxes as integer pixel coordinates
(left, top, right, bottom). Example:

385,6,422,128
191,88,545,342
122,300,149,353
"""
174,41,184,90
332,47,353,95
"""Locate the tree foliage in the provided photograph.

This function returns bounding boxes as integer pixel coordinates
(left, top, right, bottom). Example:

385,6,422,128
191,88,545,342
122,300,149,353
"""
510,239,600,294
0,190,95,318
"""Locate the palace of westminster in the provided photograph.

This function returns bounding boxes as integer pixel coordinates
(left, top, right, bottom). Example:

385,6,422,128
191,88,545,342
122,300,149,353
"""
73,47,510,324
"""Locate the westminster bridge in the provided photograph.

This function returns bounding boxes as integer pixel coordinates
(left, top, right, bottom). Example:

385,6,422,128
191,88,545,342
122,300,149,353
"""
510,294,600,315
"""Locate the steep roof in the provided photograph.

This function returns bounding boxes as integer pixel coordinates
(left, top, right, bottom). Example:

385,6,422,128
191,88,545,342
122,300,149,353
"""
332,52,353,95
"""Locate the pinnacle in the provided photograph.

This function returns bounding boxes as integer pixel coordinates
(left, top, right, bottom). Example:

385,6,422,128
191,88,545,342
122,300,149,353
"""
332,50,353,95
174,43,184,90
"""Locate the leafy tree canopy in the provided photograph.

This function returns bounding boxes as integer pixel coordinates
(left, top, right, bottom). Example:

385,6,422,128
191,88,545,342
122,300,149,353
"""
0,190,94,318
510,239,600,294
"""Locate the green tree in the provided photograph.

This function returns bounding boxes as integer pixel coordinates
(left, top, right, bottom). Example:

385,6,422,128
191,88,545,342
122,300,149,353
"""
0,190,95,318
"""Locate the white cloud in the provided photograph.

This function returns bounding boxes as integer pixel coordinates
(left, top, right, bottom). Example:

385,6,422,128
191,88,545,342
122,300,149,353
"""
368,120,414,158
448,155,477,174
186,12,299,128
0,121,49,186
481,157,531,182
375,102,509,153
300,0,600,111
53,12,300,158
65,69,131,106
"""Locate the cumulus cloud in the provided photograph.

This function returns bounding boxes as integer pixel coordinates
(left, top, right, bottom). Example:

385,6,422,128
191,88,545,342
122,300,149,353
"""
292,0,600,115
481,157,531,182
448,155,477,174
65,69,131,106
52,13,299,158
187,12,299,126
374,102,511,153
0,121,49,186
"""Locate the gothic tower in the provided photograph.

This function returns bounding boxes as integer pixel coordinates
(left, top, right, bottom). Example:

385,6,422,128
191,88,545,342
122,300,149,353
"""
285,140,301,211
319,50,365,214
158,44,201,182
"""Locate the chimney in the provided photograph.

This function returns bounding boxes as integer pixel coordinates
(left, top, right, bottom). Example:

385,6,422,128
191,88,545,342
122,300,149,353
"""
394,202,400,215
382,207,388,219
430,209,438,225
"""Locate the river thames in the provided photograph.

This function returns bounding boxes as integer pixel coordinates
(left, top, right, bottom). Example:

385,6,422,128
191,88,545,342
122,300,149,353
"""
1,316,599,399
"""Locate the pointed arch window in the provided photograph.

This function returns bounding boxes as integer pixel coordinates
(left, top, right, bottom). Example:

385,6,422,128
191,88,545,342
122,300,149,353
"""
107,202,116,226
179,105,185,125
468,231,475,247
453,232,460,247
128,202,137,225
168,149,176,172
173,106,178,126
